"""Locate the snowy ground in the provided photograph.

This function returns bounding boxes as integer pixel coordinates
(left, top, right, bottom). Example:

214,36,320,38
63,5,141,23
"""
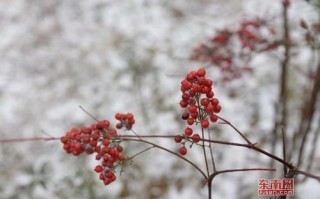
0,0,319,198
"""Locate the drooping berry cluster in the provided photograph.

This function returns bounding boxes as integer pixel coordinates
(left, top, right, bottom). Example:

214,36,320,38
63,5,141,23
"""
176,68,221,155
191,18,279,81
60,116,131,186
115,113,135,130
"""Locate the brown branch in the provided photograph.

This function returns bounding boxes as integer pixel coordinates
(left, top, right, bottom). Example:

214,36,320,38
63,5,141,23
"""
0,137,60,143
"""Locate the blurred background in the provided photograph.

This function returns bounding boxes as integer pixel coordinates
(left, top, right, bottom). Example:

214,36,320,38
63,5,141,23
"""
0,0,319,198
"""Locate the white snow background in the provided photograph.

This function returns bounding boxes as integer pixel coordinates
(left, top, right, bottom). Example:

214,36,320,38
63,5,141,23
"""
0,0,319,199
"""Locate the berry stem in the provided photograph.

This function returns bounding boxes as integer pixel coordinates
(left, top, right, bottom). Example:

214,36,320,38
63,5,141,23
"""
201,127,210,177
120,137,207,179
217,116,253,145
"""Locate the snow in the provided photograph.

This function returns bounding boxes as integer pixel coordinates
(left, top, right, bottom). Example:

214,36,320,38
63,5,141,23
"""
0,0,319,198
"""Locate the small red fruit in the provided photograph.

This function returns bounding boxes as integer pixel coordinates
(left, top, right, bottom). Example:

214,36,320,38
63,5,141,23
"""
179,146,187,155
184,127,193,136
174,135,183,143
95,165,103,173
201,119,209,128
192,134,200,143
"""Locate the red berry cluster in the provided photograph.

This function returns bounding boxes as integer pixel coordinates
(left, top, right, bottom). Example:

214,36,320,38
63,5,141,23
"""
115,113,135,130
60,118,127,186
191,18,279,81
176,68,221,155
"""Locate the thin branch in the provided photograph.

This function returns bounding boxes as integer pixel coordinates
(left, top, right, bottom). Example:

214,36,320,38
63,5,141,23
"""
127,146,155,160
201,128,210,177
120,137,207,180
0,137,60,143
217,116,253,145
208,129,217,172
282,126,288,176
79,105,99,121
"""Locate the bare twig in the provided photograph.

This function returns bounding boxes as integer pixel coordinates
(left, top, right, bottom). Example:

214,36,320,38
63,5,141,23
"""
282,126,288,176
79,105,99,121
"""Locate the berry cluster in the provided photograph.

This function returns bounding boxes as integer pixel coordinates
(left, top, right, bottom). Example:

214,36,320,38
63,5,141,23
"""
115,113,135,130
60,117,128,186
176,68,221,155
191,19,279,81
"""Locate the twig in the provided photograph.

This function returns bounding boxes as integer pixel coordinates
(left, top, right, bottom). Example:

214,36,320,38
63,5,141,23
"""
281,126,288,176
79,105,99,121
217,116,253,145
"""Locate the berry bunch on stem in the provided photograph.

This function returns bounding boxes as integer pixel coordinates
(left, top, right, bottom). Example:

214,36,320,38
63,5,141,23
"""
60,118,127,185
177,68,221,155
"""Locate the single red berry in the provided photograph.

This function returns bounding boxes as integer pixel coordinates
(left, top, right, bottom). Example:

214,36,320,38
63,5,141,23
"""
182,93,190,101
187,118,195,125
201,119,209,128
200,98,209,106
192,134,200,143
115,113,123,120
118,154,126,161
188,98,196,105
103,138,110,146
206,91,214,98
109,128,117,136
205,104,214,113
210,114,218,122
116,145,123,152
211,98,219,106
214,105,221,113
205,79,213,87
174,135,183,143
181,112,189,120
197,68,206,77
116,123,123,129
95,165,103,173
179,146,187,155
184,127,193,136
192,84,202,93
187,71,197,81
179,100,188,108
181,79,192,90
188,105,197,114
126,113,134,120
60,136,68,144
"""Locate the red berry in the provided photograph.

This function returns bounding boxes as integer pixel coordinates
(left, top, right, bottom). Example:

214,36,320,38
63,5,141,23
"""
181,79,192,90
214,105,221,113
211,98,219,106
192,84,202,93
206,91,214,98
210,114,218,122
197,68,206,77
103,139,110,146
126,113,134,120
184,127,193,136
187,71,197,81
201,119,209,128
181,112,189,120
188,105,197,114
179,146,187,155
95,165,103,173
205,104,214,113
115,113,123,120
192,134,200,143
179,100,188,108
116,123,123,129
60,136,68,144
174,135,183,143
187,118,195,125
116,145,123,152
200,98,209,106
